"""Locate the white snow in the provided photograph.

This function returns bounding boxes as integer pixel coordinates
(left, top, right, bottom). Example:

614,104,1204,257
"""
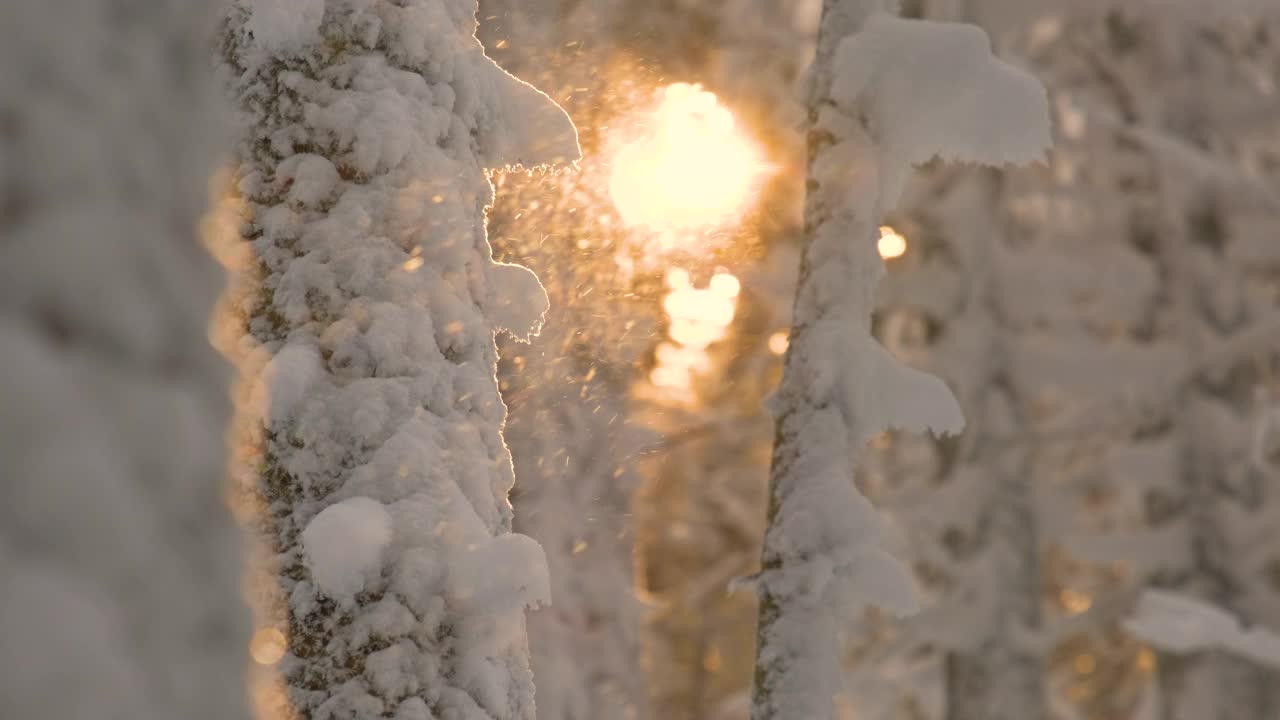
486,262,550,342
261,342,324,424
448,533,553,613
1,3,251,720
1126,590,1280,669
219,1,580,717
832,12,1052,209
244,0,324,54
753,6,1053,720
303,497,394,603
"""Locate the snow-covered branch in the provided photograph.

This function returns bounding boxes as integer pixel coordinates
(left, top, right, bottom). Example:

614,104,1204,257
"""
1126,590,1280,670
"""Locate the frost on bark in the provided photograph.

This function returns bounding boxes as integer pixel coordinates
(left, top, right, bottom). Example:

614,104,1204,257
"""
750,3,1050,719
0,3,251,720
217,1,578,718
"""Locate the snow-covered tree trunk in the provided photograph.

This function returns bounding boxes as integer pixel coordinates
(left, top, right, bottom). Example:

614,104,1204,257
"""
750,3,1050,719
218,2,578,718
752,6,911,716
0,3,252,720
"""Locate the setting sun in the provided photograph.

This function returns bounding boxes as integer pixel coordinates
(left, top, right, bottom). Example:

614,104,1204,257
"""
609,83,766,231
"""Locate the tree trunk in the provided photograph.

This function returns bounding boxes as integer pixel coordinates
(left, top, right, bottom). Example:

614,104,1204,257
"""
218,2,577,718
0,3,251,719
751,3,913,720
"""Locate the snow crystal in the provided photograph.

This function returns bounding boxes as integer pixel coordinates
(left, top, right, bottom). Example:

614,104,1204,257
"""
303,497,394,603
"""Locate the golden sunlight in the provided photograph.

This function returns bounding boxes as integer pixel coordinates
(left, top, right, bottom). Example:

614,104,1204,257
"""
250,627,287,665
878,225,907,260
609,83,765,231
768,331,790,355
650,267,741,394
1060,588,1093,616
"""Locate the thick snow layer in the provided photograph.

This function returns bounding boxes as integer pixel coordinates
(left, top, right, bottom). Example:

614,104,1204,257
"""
303,497,394,603
219,1,580,717
261,342,325,424
832,12,1051,208
244,0,324,54
0,3,251,720
753,7,1052,720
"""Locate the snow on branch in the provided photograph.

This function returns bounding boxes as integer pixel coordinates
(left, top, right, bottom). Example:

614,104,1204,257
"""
1125,590,1280,669
751,8,1052,720
831,12,1051,209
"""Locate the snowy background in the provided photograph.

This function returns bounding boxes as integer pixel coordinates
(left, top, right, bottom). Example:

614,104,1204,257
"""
3,2,1277,720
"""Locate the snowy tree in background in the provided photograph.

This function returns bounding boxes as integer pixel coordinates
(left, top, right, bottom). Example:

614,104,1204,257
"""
843,5,1280,720
1033,10,1280,720
750,2,1050,720
0,3,252,720
217,1,578,717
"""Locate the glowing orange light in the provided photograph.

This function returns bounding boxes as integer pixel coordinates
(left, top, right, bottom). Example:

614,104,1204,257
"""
1074,654,1097,675
709,272,741,298
250,627,287,665
1136,647,1156,673
768,331,790,355
702,645,724,673
609,83,765,231
1060,588,1092,616
651,269,741,396
878,225,907,259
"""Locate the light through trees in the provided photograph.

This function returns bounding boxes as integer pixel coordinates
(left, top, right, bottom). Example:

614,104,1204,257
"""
609,82,766,235
607,83,767,401
651,267,742,392
878,225,907,259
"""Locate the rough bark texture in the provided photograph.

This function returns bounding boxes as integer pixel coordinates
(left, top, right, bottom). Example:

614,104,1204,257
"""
217,2,577,718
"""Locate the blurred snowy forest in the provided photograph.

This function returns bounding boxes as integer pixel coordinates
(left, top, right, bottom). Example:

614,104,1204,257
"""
2,1,1278,720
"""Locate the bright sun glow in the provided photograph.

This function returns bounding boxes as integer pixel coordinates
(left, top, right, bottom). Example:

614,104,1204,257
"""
651,267,741,394
610,83,765,231
878,225,907,259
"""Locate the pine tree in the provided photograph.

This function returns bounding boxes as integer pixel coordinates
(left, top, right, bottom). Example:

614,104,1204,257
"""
844,7,1280,720
218,2,578,717
0,2,251,719
750,3,1050,719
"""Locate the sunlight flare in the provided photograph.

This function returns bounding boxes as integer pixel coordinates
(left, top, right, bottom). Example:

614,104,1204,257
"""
609,83,765,231
650,267,741,394
878,225,907,260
